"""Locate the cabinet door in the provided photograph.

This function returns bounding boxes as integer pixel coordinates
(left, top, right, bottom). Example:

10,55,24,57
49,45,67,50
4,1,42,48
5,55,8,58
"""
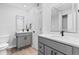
73,47,79,55
45,46,54,55
38,52,43,55
38,42,44,53
25,35,32,46
17,36,26,48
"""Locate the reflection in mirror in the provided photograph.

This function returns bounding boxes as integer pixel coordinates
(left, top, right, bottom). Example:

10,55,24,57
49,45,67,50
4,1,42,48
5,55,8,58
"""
51,3,78,33
62,14,68,32
16,15,24,32
51,7,60,32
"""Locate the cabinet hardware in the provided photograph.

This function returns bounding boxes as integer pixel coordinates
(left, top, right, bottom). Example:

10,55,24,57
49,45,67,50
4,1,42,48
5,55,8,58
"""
33,31,35,33
40,46,42,48
51,51,54,55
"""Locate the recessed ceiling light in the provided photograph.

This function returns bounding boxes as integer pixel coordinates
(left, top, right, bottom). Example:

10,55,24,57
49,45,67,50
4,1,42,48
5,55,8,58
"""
24,5,27,7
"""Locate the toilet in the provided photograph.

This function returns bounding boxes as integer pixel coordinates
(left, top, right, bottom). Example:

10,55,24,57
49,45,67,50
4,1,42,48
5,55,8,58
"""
0,35,9,55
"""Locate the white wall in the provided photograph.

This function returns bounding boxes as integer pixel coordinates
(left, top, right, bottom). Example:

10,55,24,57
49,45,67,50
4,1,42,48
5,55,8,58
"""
0,4,28,48
42,3,58,34
51,8,59,32
28,7,42,49
77,4,79,33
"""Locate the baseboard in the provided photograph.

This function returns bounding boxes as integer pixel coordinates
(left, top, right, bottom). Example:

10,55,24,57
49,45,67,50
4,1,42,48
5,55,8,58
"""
8,45,16,48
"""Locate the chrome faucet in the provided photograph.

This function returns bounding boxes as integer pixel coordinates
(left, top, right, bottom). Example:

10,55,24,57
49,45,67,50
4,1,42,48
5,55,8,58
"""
60,30,64,36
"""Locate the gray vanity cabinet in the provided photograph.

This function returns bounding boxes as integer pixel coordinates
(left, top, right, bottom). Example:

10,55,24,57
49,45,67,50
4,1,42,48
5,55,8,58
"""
38,36,79,55
38,36,73,55
16,32,32,50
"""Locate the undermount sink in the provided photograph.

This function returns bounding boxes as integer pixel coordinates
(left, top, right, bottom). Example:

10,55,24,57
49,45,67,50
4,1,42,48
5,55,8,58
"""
44,34,72,40
46,34,61,37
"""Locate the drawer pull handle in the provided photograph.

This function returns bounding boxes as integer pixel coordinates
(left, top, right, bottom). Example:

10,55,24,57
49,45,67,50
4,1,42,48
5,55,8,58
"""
40,46,42,48
51,51,54,55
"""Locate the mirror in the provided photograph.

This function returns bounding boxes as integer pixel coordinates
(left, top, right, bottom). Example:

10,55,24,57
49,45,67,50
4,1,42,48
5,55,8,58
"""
16,15,24,32
51,3,77,33
51,7,60,32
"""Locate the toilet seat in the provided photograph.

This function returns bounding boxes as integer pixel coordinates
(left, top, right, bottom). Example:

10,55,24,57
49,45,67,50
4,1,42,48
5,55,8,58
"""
0,43,8,50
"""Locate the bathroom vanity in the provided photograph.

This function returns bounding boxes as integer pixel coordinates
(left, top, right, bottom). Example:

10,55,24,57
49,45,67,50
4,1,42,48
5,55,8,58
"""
38,34,79,55
16,32,32,50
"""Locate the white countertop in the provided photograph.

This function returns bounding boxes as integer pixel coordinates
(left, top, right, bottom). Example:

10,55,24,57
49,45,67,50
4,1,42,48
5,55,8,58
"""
39,34,79,48
16,30,32,33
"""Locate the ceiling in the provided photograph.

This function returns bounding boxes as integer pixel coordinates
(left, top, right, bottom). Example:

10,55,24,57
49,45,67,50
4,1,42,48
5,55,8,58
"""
0,3,77,12
7,3,40,11
54,3,77,11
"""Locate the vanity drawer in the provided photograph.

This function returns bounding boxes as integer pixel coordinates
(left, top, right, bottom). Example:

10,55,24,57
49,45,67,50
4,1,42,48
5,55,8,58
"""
39,36,72,55
54,50,64,55
16,32,32,37
38,42,44,53
45,46,54,55
45,46,64,55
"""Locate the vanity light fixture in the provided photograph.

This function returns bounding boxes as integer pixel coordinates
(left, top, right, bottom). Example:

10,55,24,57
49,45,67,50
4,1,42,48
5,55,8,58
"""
24,5,27,7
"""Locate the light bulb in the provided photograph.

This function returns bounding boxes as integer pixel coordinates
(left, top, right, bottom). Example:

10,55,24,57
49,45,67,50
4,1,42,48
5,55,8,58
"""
24,5,27,7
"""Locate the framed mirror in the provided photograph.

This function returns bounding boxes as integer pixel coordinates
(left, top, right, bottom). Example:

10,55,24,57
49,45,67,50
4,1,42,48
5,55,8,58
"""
51,3,78,33
16,15,24,32
51,7,60,32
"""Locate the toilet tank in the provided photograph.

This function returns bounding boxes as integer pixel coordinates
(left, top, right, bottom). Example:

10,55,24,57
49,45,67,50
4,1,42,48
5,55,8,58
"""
0,35,9,43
